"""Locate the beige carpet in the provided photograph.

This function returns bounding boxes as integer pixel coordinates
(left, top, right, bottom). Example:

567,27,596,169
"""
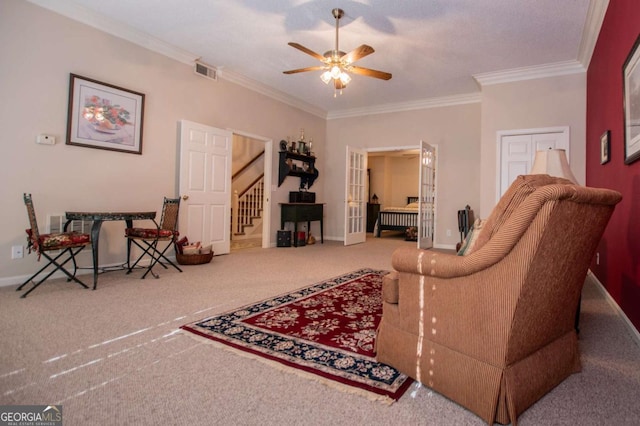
1,236,639,425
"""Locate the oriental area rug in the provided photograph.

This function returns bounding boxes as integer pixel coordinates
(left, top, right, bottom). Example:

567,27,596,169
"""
180,268,412,402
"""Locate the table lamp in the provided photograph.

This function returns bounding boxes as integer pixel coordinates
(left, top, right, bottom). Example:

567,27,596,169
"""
529,149,578,184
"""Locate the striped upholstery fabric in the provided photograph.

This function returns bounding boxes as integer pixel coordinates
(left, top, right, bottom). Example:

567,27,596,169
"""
470,174,572,255
376,178,621,425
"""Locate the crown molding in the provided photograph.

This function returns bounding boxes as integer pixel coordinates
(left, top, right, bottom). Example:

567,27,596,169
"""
327,93,482,120
27,0,327,119
473,60,585,87
577,0,610,67
27,0,198,65
28,0,469,120
28,0,601,121
472,0,609,88
217,69,327,118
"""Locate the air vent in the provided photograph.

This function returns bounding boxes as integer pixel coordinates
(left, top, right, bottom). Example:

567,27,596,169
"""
46,214,93,254
47,214,93,234
194,61,217,81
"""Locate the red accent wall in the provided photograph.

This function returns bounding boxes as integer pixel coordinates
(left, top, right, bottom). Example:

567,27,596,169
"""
587,0,640,331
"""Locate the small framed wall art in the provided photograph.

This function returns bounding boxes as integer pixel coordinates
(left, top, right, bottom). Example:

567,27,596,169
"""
66,74,145,155
600,130,610,165
623,34,640,164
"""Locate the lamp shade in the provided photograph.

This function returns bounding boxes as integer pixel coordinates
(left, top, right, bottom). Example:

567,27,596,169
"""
529,149,577,184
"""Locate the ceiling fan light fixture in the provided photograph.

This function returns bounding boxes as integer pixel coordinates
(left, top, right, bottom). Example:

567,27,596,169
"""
283,8,392,92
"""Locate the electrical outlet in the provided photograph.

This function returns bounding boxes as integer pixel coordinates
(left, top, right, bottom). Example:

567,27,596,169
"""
11,245,24,259
446,229,452,237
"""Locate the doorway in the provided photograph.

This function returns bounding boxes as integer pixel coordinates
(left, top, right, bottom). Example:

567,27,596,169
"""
367,147,421,210
363,144,437,248
178,121,272,254
230,130,273,251
351,145,425,244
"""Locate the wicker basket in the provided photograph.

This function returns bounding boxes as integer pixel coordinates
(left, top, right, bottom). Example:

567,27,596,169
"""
176,251,214,265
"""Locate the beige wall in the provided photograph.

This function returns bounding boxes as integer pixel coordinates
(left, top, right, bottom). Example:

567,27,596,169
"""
0,1,325,283
0,1,589,284
478,74,587,217
368,155,419,208
368,156,387,204
325,103,482,246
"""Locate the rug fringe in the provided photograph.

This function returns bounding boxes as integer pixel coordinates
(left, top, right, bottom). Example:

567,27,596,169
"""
180,328,396,405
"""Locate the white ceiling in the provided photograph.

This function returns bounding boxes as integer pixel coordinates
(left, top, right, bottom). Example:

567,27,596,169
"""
33,0,604,118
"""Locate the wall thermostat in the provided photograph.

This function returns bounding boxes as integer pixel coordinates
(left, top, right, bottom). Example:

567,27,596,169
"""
36,134,55,145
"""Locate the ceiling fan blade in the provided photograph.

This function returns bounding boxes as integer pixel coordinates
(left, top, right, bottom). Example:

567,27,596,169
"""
283,66,326,75
288,42,326,62
348,66,392,80
341,45,374,64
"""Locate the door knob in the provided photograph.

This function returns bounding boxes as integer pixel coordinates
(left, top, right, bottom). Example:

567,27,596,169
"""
182,195,189,200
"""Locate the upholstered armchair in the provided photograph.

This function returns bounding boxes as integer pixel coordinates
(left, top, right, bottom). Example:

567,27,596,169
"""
375,175,621,425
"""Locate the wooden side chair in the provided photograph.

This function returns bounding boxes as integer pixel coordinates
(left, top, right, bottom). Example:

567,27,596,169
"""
17,193,91,298
125,197,182,279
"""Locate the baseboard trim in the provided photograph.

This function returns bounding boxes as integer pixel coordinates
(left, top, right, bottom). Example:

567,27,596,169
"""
587,270,640,347
0,258,176,288
0,268,97,288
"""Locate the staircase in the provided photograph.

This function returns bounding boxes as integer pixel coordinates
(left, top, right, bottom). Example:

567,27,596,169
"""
231,147,265,246
232,176,264,240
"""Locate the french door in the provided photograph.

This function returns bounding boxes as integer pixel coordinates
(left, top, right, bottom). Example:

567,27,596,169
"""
344,146,367,246
418,141,436,249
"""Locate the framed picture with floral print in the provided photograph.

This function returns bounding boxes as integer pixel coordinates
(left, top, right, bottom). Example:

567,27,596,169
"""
66,74,145,155
623,34,640,164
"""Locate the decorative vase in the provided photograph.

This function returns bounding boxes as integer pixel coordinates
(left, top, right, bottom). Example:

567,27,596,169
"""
307,232,316,245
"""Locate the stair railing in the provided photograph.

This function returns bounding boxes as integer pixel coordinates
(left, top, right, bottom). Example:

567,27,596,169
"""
232,175,264,236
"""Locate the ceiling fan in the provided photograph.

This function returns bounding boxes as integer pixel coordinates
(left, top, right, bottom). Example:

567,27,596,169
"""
283,8,392,94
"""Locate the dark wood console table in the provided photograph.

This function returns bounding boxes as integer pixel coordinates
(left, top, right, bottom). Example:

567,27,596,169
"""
280,203,324,247
65,211,156,289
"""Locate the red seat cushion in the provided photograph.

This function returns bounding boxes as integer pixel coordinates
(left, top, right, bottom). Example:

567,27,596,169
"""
26,229,90,252
125,228,177,239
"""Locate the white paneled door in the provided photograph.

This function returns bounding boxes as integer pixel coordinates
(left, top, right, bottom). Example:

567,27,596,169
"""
498,127,569,198
344,146,367,246
418,141,436,249
179,120,232,255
